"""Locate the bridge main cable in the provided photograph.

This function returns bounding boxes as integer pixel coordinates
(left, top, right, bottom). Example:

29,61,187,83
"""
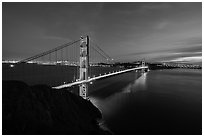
90,40,114,63
90,46,110,62
93,42,113,62
17,39,80,64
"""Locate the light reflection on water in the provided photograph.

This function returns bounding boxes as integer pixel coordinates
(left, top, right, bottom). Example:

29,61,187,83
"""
90,71,148,113
122,72,147,93
89,69,202,135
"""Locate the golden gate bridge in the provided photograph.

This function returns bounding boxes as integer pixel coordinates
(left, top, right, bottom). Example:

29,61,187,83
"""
3,36,148,99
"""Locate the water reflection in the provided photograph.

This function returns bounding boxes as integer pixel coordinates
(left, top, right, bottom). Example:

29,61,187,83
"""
122,72,147,93
90,72,149,132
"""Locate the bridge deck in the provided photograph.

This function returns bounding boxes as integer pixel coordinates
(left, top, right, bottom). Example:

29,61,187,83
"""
52,66,148,89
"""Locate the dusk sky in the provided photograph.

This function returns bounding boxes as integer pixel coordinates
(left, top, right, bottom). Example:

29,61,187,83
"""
2,2,202,64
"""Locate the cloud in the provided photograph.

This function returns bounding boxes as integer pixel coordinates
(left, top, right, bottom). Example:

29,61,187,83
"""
155,21,168,29
138,3,172,13
174,36,202,47
42,35,72,42
115,45,202,63
141,3,172,10
121,45,202,57
3,2,201,63
166,56,202,64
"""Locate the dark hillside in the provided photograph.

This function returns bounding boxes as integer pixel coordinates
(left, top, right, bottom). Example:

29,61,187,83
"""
2,81,110,135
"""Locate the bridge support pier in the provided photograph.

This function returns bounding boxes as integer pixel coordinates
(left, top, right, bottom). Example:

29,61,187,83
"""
79,36,89,99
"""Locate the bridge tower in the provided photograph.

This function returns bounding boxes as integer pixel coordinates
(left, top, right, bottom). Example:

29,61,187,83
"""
142,59,145,73
142,60,145,67
79,36,89,99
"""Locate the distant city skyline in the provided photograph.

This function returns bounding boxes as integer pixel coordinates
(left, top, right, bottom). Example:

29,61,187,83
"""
2,2,202,65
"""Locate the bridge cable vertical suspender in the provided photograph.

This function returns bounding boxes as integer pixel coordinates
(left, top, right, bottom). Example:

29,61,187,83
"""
61,48,63,83
75,42,77,81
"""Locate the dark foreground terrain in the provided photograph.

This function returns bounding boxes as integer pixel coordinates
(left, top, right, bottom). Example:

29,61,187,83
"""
2,81,111,135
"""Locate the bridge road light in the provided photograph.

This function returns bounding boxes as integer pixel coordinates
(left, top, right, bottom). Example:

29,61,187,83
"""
9,64,15,68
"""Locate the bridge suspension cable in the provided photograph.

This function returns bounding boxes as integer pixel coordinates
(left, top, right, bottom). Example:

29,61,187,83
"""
92,42,113,61
17,39,80,64
90,40,114,64
90,45,109,63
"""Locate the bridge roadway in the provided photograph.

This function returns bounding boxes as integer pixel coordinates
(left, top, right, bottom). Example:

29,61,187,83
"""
52,66,148,89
